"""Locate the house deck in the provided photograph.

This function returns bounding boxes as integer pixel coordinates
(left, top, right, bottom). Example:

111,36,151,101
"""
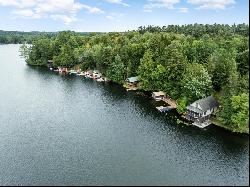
181,115,190,121
181,115,212,128
192,121,212,128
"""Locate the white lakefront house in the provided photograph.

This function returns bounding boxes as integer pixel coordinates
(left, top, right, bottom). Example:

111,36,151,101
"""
185,96,220,128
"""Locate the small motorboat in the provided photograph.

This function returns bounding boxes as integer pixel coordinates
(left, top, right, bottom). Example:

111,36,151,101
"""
97,77,105,82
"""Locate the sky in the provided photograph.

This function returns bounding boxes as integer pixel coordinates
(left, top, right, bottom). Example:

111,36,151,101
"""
0,0,249,32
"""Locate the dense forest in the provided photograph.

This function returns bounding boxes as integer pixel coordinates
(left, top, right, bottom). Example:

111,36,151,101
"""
19,24,249,133
137,23,249,37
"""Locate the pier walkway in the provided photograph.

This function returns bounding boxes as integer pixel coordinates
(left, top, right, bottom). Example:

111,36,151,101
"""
162,98,177,109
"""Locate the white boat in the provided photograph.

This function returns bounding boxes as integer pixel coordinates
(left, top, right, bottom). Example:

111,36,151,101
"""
97,78,105,82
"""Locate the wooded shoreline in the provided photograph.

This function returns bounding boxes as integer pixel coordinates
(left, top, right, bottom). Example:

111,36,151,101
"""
17,24,249,134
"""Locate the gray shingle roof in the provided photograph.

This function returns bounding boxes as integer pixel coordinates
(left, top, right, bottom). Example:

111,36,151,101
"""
127,76,139,83
186,105,203,113
187,96,219,113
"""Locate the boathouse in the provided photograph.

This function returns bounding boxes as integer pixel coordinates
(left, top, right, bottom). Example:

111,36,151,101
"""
152,91,166,101
185,96,219,128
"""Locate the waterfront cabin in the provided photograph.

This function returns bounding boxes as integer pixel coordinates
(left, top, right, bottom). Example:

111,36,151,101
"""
126,76,139,87
152,91,166,101
93,70,102,79
125,76,139,91
185,96,219,128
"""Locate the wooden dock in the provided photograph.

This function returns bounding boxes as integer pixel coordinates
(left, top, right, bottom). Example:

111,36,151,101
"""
126,87,139,91
162,98,177,109
124,83,139,91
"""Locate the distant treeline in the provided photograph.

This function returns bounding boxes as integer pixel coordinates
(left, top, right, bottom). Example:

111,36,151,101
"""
0,30,56,44
0,30,95,44
137,23,249,37
2,23,249,44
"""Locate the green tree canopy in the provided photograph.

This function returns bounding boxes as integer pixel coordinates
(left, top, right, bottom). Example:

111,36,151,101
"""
181,63,212,102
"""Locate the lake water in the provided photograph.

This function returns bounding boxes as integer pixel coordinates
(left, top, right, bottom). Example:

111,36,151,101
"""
0,44,249,186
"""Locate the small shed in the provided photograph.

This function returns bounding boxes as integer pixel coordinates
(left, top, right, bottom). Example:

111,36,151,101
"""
152,91,166,101
47,60,54,68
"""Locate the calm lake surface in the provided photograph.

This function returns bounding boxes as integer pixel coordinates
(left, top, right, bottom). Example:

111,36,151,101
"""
0,44,249,186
